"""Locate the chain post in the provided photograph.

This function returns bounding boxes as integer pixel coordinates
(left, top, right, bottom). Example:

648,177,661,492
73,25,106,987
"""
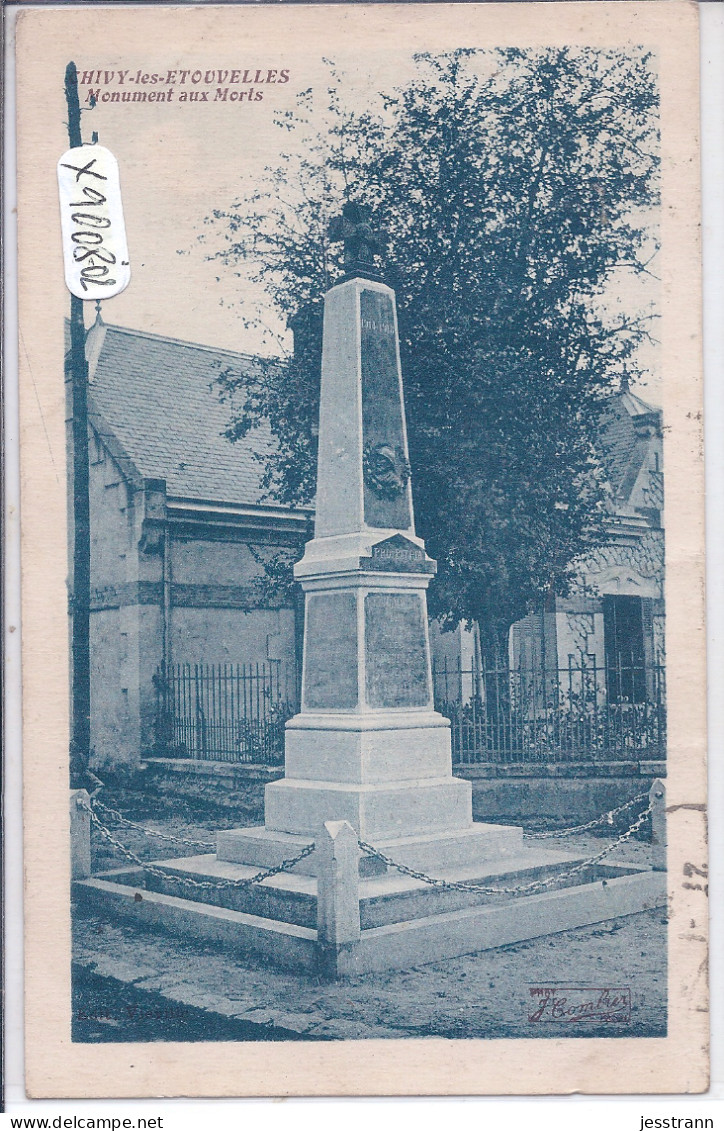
649,778,666,871
316,820,361,978
70,789,92,878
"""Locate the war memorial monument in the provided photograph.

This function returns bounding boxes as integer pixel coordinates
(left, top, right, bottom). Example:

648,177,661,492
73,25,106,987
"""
75,204,666,978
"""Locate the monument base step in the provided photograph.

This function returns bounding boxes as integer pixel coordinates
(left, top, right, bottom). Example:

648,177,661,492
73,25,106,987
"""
141,845,598,929
73,864,666,978
264,775,473,839
217,820,525,876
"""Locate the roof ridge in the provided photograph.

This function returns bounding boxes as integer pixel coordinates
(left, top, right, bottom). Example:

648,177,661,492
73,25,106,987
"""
99,322,280,366
615,388,661,415
87,390,144,489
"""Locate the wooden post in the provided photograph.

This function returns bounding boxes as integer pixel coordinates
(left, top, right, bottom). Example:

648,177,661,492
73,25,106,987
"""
316,820,361,978
649,778,666,871
70,789,92,879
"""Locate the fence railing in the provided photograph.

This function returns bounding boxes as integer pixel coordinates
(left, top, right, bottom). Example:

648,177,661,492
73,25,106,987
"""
153,656,667,768
153,662,297,765
432,657,666,765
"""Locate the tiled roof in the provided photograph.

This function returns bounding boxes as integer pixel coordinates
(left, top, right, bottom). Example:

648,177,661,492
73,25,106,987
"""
599,389,661,500
87,321,279,505
85,318,660,511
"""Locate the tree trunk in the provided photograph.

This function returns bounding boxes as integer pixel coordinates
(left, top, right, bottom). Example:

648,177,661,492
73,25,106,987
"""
477,621,513,759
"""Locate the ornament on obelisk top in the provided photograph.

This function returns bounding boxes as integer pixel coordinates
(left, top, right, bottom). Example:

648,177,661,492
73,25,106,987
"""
328,200,386,282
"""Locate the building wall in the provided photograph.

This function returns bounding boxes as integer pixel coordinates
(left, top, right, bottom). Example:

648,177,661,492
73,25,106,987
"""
90,606,140,768
89,429,138,588
575,529,665,604
172,538,264,588
88,432,163,769
170,607,297,668
168,536,298,670
553,608,603,663
508,528,665,722
88,440,302,768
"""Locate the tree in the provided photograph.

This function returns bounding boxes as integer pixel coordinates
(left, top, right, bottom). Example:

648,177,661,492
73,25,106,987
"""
204,47,659,660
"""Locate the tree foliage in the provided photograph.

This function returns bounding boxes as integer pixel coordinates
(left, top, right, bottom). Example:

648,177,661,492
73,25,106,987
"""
205,47,659,654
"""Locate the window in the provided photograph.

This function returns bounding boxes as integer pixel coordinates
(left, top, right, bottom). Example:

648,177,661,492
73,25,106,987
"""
603,595,646,703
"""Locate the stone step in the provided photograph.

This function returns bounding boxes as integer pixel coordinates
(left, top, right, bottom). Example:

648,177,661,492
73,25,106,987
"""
216,821,524,877
141,845,610,929
216,826,386,877
143,854,317,928
369,822,525,873
357,849,595,928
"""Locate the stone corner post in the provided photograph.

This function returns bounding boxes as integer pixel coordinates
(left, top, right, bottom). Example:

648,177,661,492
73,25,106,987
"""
70,788,92,879
649,778,666,871
316,819,361,978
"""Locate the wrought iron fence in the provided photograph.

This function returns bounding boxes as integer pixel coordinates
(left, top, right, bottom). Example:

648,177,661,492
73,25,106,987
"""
153,655,666,767
432,656,666,765
153,661,297,765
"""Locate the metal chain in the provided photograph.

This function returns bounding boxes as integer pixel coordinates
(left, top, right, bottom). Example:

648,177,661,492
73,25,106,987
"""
91,798,216,851
359,804,652,897
90,790,648,850
523,791,649,839
85,805,315,890
83,793,652,898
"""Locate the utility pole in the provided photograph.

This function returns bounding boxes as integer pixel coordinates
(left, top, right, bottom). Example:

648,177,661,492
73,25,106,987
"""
65,61,92,789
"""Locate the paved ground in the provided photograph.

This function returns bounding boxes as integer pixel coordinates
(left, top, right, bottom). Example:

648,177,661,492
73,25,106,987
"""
72,963,314,1042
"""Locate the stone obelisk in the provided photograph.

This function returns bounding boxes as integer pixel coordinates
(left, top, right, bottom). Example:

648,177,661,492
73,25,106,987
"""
263,203,475,845
220,203,520,868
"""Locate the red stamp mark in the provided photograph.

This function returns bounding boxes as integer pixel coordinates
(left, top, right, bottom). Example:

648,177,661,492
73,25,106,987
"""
528,986,631,1023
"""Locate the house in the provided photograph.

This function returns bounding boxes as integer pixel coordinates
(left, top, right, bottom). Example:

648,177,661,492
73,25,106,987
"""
509,384,665,695
429,383,666,796
68,314,312,771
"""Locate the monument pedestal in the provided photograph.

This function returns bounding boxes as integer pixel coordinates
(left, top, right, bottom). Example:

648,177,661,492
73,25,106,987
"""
216,820,525,876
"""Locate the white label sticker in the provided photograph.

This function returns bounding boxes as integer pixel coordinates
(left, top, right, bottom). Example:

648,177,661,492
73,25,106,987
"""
57,144,131,299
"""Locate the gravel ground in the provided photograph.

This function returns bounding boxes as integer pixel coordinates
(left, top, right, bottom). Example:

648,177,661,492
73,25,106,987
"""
73,907,666,1041
73,783,667,1042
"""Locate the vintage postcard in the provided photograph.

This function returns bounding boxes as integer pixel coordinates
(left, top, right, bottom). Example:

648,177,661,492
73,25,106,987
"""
15,1,708,1097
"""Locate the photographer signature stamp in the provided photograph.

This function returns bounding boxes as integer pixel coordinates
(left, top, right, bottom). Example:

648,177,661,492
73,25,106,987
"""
528,986,632,1024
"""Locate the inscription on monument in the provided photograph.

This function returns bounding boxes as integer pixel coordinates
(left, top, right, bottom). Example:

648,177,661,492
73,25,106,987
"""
360,289,413,530
373,536,424,562
360,316,394,335
303,592,358,710
364,592,430,709
360,534,436,574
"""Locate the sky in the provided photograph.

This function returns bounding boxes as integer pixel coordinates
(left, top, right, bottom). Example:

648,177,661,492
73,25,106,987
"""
40,24,660,398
